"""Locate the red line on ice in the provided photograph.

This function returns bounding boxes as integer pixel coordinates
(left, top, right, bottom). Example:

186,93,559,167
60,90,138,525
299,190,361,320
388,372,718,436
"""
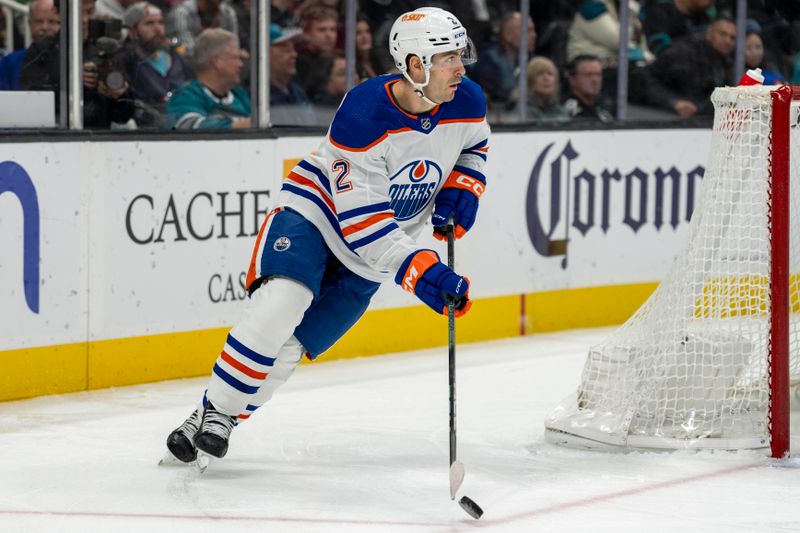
0,508,448,528
476,461,764,528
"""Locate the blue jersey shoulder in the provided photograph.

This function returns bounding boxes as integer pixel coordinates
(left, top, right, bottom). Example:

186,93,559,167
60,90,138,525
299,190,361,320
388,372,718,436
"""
440,77,486,121
329,74,400,150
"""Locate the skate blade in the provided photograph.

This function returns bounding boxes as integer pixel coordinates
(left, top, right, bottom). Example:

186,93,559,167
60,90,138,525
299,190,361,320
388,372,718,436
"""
158,451,191,467
196,451,214,473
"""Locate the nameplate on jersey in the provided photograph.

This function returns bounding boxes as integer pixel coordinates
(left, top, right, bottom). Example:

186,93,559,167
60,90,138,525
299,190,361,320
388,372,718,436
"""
389,160,443,221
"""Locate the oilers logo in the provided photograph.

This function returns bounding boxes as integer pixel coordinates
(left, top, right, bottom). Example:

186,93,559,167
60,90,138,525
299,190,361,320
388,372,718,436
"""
273,236,291,251
388,160,443,221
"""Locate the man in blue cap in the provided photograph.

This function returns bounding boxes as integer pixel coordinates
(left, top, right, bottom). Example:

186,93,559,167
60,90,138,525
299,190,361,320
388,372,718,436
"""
269,23,316,126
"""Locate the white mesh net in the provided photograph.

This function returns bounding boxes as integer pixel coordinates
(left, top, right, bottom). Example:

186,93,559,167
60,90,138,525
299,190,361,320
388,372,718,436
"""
545,86,800,451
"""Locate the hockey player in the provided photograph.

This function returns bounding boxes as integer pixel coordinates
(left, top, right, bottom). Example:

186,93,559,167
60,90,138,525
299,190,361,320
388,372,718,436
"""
165,6,490,465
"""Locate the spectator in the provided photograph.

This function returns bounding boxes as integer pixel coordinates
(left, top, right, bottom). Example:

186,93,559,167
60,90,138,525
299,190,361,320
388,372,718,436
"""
725,1,798,77
167,27,250,128
526,56,569,122
20,0,136,128
744,29,784,85
0,10,7,57
358,0,413,74
226,0,252,51
642,0,714,56
562,54,614,122
295,5,338,95
642,17,735,117
0,0,60,91
305,50,345,124
96,0,139,20
118,1,193,127
272,0,301,27
793,54,800,84
356,15,379,80
166,0,238,59
449,0,492,50
568,0,652,65
530,1,577,71
567,0,653,106
470,11,536,108
268,23,315,126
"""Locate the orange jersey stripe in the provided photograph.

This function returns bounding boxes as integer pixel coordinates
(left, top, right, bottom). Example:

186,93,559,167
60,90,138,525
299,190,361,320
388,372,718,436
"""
383,79,440,119
341,212,394,237
328,127,413,152
220,350,269,380
246,207,281,289
439,117,486,125
287,171,336,212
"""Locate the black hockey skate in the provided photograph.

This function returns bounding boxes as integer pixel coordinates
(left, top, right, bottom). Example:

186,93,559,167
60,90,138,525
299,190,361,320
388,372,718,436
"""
194,402,237,462
162,408,202,464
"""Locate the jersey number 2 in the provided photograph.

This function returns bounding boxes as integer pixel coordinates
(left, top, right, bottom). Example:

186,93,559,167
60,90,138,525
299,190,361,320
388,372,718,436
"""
332,159,352,193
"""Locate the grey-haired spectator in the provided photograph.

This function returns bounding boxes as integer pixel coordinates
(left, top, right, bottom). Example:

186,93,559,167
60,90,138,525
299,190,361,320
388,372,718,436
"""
642,0,714,56
526,56,569,122
562,55,614,122
269,23,316,126
470,11,536,108
166,0,238,59
167,28,250,128
118,1,193,127
642,17,736,118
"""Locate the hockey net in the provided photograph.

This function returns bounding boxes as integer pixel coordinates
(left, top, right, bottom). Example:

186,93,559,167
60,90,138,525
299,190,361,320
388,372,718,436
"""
545,85,800,457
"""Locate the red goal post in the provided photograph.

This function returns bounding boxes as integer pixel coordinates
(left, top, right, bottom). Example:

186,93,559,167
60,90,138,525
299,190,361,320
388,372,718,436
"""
768,84,800,457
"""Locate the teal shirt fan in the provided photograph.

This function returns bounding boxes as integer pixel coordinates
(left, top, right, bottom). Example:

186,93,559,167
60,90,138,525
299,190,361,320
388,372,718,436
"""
167,80,251,129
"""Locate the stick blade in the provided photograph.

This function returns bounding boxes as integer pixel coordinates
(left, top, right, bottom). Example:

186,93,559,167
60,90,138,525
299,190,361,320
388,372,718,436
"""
449,461,465,500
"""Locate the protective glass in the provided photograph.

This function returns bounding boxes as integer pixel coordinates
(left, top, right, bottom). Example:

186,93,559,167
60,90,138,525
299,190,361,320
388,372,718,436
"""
430,38,478,70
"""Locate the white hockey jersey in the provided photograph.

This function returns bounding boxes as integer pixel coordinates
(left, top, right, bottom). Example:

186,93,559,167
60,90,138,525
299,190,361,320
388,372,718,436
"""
278,73,491,283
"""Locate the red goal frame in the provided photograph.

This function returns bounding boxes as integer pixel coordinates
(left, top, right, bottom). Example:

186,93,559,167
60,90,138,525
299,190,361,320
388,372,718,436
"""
769,84,799,458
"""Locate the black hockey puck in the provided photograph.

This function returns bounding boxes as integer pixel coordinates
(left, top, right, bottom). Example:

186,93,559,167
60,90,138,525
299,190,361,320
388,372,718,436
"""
458,495,484,519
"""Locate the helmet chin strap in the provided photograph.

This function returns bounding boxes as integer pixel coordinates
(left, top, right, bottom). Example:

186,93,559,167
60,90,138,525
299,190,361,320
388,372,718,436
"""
401,68,440,107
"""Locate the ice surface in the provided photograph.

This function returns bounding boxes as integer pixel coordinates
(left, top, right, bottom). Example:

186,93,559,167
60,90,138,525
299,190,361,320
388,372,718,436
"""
0,327,797,532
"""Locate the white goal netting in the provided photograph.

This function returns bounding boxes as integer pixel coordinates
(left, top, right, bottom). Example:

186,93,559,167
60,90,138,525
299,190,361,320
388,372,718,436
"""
545,86,800,451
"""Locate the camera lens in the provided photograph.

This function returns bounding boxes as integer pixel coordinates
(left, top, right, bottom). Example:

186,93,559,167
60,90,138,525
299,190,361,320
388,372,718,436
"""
105,71,126,91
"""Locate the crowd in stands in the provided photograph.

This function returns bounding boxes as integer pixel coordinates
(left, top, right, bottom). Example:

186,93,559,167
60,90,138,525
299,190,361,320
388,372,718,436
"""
1,0,799,129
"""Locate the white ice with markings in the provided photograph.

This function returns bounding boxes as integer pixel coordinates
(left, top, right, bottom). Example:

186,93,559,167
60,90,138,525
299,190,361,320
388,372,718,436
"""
1,327,797,532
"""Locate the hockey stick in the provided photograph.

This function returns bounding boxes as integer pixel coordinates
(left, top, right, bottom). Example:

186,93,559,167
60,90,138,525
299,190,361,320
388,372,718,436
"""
445,222,465,500
437,221,484,519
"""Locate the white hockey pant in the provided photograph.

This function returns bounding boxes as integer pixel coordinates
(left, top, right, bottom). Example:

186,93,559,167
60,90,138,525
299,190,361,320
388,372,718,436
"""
205,277,313,418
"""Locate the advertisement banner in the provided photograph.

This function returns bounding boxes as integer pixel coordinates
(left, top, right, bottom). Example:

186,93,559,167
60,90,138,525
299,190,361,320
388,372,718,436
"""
472,129,710,295
91,140,277,339
0,147,87,350
2,128,712,350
